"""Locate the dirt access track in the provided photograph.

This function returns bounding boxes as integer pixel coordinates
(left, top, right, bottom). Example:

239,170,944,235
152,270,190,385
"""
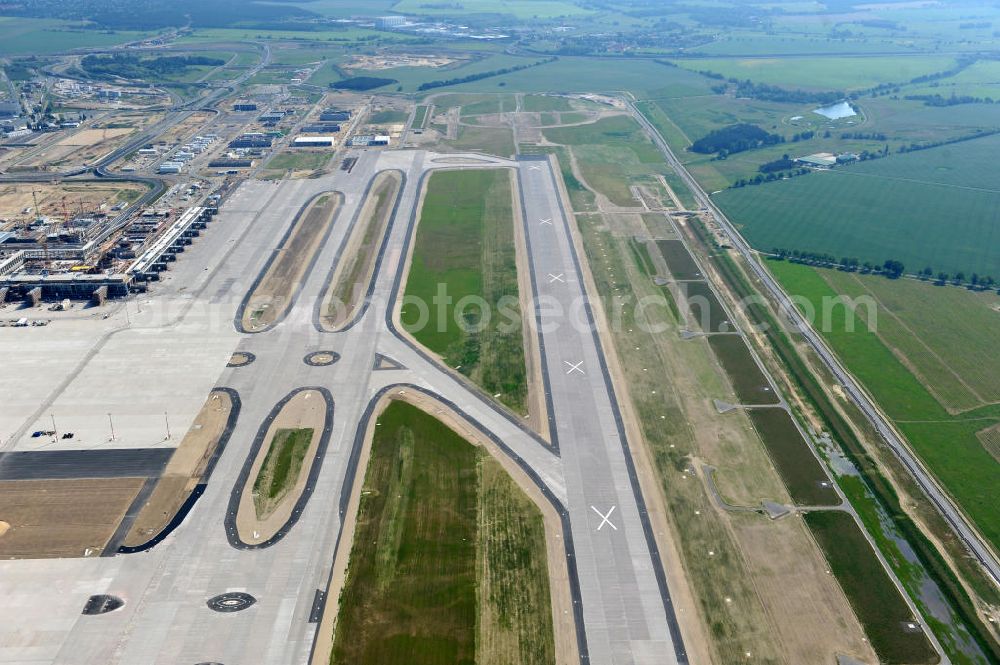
122,390,234,548
319,170,401,330
239,191,342,332
235,389,328,545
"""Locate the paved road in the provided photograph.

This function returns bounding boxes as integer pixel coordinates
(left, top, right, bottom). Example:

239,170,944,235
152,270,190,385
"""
627,100,1000,590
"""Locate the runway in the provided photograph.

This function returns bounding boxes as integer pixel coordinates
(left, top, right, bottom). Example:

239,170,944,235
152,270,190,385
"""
0,149,688,664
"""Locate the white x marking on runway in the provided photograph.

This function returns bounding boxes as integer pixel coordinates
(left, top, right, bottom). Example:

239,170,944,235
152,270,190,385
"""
564,360,584,375
592,505,617,531
529,164,542,171
548,273,565,283
539,218,552,225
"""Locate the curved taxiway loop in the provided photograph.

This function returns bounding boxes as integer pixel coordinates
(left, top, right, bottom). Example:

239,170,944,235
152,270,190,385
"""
374,153,689,663
224,386,334,550
311,169,407,333
306,382,589,665
380,165,557,459
234,191,345,334
118,387,243,555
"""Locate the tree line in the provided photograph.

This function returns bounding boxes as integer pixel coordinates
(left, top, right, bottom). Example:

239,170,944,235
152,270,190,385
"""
80,54,225,81
417,57,556,92
773,250,1000,292
771,249,906,279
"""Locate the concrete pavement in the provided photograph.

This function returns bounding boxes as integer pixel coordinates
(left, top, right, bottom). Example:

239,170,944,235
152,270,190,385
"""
0,148,690,664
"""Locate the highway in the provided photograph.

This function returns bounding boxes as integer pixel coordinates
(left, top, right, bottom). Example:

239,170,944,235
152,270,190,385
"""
626,99,1000,590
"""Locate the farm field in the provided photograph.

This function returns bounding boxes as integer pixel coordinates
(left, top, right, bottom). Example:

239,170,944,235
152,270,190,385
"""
330,400,554,665
0,18,151,55
444,57,713,98
392,0,591,18
401,169,527,413
768,260,1000,553
673,55,957,90
351,53,536,93
714,133,1000,277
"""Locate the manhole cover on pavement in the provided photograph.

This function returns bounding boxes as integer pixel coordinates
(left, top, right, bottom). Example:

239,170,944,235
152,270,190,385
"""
206,592,256,613
82,594,124,615
227,352,256,368
304,351,340,366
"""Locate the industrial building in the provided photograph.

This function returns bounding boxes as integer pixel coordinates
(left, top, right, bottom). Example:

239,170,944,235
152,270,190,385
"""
158,162,184,174
208,158,253,168
795,152,837,168
229,133,273,149
233,102,258,112
347,135,390,147
319,109,351,122
300,124,341,133
259,111,285,125
375,16,405,29
0,207,216,303
292,136,335,148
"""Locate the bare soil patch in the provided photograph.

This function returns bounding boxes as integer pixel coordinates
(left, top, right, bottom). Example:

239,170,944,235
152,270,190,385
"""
0,478,144,558
241,191,341,331
320,171,400,330
346,54,466,70
123,390,232,547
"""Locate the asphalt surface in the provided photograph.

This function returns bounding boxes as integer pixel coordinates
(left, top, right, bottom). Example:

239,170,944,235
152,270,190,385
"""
0,149,689,664
627,100,1000,591
0,448,173,480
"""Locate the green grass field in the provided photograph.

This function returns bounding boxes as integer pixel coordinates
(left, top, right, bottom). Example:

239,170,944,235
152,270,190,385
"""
715,133,1000,276
816,268,1000,411
769,260,1000,553
543,115,663,206
402,169,527,413
412,105,429,128
252,427,313,518
805,511,938,664
266,151,331,172
331,400,554,665
522,94,573,112
367,109,406,124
